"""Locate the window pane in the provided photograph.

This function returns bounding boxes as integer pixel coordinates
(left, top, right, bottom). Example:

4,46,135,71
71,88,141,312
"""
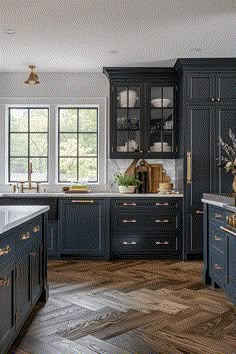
30,158,47,181
59,133,77,157
10,133,28,156
10,158,28,181
79,133,97,156
10,109,28,132
79,109,97,132
30,133,48,157
79,158,97,182
59,157,77,182
30,109,48,132
59,109,77,132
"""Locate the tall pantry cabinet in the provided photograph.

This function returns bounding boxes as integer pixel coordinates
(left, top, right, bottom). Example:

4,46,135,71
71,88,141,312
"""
175,58,236,259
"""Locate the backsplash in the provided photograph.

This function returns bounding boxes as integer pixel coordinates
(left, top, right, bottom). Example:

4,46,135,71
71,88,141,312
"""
107,159,177,192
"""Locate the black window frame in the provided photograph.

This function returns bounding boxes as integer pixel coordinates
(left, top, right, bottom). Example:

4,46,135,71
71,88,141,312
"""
8,107,49,183
58,107,98,183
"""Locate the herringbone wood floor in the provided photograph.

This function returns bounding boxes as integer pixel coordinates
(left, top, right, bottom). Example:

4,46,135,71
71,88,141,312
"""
11,260,236,354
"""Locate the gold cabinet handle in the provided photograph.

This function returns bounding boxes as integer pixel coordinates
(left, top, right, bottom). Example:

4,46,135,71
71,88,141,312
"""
187,151,192,184
214,264,222,270
155,202,169,206
32,225,40,232
72,200,94,203
196,210,203,214
122,241,137,245
21,232,31,240
155,241,169,245
123,202,136,206
215,213,222,219
0,245,11,256
0,277,10,287
155,219,169,223
214,235,222,241
122,219,136,223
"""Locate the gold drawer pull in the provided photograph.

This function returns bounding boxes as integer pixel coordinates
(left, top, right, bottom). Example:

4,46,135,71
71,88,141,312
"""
155,241,169,245
122,202,136,206
122,241,137,245
155,202,169,206
30,252,36,257
32,225,40,232
0,245,11,256
214,235,222,241
187,151,192,184
122,219,136,223
0,277,10,287
196,210,203,214
155,219,169,223
72,200,94,203
215,213,222,219
21,232,31,240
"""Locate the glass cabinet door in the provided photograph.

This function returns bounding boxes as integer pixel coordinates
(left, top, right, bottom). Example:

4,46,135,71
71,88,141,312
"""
114,86,143,154
149,86,175,153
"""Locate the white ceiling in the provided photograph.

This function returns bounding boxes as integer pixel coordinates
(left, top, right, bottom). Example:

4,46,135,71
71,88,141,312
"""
0,0,235,72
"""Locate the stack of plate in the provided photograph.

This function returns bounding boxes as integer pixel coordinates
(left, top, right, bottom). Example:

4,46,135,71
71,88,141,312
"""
150,142,172,152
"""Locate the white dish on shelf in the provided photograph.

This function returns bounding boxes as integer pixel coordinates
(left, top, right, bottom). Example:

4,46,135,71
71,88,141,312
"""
118,90,138,108
117,146,127,152
151,98,171,108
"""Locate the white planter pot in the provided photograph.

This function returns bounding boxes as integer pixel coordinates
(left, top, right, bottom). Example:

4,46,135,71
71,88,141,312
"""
118,185,136,194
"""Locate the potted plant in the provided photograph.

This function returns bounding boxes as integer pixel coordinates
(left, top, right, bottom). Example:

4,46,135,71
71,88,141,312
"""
114,173,141,194
219,128,236,192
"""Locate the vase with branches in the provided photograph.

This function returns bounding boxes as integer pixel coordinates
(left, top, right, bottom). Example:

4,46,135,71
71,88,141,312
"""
219,128,236,192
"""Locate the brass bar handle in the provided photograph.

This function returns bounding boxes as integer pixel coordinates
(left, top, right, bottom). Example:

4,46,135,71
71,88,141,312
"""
214,235,222,241
214,264,222,270
220,226,236,237
122,241,137,245
72,200,94,203
155,219,169,223
123,203,136,206
32,225,40,232
155,241,169,245
122,219,137,223
155,202,169,206
215,213,222,219
196,210,203,214
0,278,10,287
0,245,11,256
21,232,31,240
187,151,192,184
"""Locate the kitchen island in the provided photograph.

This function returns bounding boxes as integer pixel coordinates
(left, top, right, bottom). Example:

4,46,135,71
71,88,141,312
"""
0,206,49,354
202,193,236,307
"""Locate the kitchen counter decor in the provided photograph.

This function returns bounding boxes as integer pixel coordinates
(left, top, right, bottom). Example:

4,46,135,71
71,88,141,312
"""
114,173,141,193
219,128,236,192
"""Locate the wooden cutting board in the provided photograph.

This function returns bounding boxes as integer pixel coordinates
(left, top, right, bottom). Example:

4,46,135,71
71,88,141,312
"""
149,164,163,193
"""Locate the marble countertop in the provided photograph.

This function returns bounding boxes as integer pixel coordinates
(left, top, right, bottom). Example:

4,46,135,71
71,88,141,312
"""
0,192,183,198
202,193,236,209
0,205,49,235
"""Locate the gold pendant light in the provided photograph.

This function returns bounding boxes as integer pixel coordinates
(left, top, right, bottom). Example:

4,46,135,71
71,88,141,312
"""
24,65,39,85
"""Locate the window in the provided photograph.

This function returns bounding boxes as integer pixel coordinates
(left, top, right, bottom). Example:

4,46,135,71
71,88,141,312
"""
8,108,49,182
58,107,98,183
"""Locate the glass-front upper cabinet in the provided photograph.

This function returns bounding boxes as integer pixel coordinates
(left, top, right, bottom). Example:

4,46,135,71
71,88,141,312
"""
103,67,178,159
112,84,145,156
148,86,175,155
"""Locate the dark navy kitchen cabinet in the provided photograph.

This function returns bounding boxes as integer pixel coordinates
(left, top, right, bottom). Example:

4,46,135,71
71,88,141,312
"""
175,58,236,259
0,197,59,257
103,67,178,159
59,198,110,259
225,234,236,300
111,197,182,259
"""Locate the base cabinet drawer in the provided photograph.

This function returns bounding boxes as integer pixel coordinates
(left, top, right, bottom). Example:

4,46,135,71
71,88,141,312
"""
112,236,179,255
209,249,225,287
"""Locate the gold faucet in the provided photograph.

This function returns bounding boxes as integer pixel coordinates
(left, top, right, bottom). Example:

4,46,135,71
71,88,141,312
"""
19,161,41,193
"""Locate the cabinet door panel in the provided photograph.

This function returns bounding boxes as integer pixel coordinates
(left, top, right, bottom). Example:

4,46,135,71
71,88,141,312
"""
186,107,214,207
215,107,236,193
226,235,236,298
187,211,204,255
30,242,42,304
0,263,15,351
186,73,215,104
60,199,107,257
47,222,58,257
216,74,236,104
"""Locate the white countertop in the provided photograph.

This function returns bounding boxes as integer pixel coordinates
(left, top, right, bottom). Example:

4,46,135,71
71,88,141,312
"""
0,192,183,198
0,205,49,235
201,198,226,208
